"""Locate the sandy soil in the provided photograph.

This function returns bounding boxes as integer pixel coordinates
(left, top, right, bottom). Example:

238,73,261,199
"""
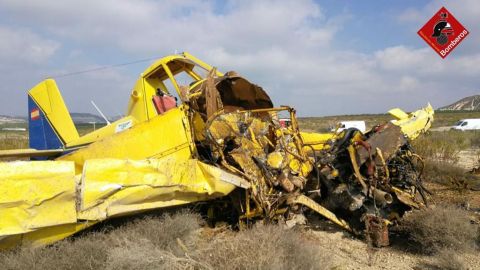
303,224,479,270
458,149,479,171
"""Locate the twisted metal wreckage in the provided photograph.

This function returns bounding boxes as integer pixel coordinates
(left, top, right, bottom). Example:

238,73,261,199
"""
0,52,434,249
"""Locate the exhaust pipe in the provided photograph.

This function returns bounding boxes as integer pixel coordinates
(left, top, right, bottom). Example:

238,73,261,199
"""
370,187,393,205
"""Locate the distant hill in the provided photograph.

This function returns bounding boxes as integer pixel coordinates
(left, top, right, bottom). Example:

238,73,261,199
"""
71,113,108,124
439,95,480,111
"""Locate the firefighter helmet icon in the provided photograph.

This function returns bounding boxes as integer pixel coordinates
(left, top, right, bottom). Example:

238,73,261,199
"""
418,6,469,58
432,12,453,45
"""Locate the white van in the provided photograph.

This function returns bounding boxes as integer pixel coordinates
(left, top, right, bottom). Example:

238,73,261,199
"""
451,119,480,131
332,121,366,133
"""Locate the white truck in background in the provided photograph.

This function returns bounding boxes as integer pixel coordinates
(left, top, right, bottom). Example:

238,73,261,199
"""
451,119,480,131
332,121,366,133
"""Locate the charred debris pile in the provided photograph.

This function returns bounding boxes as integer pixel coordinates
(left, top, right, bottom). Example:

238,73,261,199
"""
185,70,431,247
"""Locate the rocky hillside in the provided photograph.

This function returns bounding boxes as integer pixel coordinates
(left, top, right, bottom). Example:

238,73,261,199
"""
440,95,480,111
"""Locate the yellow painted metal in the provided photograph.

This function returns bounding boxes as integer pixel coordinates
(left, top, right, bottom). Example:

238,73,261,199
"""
133,52,223,124
0,222,95,250
0,157,239,249
390,103,434,140
78,158,238,221
0,148,64,158
267,152,284,169
300,131,334,151
288,159,302,173
126,78,148,124
66,116,137,147
67,53,209,147
388,108,410,120
0,161,76,236
192,112,207,141
29,79,79,144
162,63,182,98
59,106,195,173
392,187,420,209
0,99,246,248
291,195,352,232
183,52,224,77
2,50,436,250
22,52,223,152
347,145,368,190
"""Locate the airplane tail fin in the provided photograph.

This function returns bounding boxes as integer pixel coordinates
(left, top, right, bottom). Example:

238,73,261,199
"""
28,79,79,151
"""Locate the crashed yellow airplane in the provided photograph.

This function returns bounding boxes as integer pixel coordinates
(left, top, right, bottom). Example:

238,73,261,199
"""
0,52,434,249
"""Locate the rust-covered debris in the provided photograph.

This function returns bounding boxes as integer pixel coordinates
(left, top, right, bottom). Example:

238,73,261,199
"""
187,72,433,247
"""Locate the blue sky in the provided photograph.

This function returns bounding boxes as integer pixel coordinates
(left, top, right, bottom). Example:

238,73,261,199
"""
0,0,478,117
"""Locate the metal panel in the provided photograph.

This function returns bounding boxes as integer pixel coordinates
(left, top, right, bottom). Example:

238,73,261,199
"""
0,161,76,236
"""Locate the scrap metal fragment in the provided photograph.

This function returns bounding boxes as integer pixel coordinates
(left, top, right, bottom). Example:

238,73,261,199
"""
355,124,406,165
205,68,223,118
365,214,389,247
290,194,353,232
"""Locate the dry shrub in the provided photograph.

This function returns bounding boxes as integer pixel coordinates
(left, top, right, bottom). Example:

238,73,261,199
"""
470,134,480,148
0,136,28,150
0,211,331,270
415,248,468,270
399,205,478,254
196,224,331,270
432,249,467,270
105,239,206,270
422,160,478,189
112,211,201,255
412,132,464,163
0,211,202,270
0,233,111,270
104,212,206,270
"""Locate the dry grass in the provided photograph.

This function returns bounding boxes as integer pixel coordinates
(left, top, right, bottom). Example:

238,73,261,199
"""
411,130,480,190
0,212,202,270
0,124,97,151
3,235,112,270
411,131,478,164
199,224,331,270
397,205,479,255
432,249,467,270
0,132,28,150
0,211,331,270
422,160,480,190
415,248,468,270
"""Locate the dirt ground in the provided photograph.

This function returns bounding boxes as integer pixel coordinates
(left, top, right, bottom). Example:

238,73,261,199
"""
304,215,479,270
199,211,479,270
